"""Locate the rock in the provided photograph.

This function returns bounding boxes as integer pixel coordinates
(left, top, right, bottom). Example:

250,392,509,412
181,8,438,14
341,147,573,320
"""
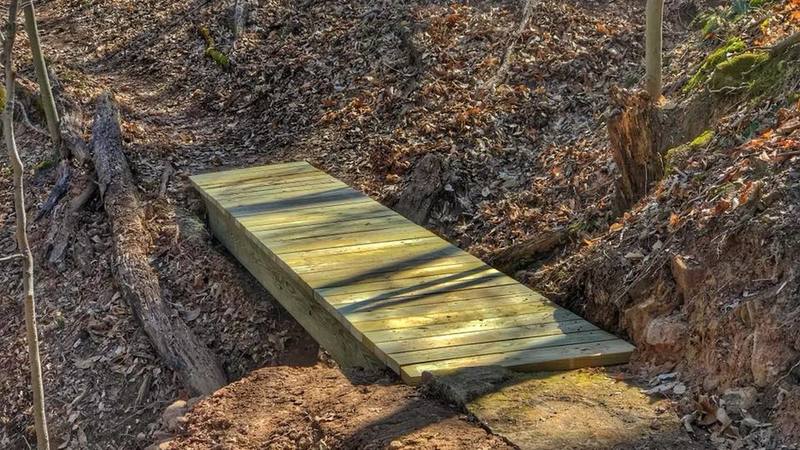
424,366,515,406
722,387,758,415
751,329,786,387
671,255,705,299
623,295,677,344
161,400,188,432
645,315,688,351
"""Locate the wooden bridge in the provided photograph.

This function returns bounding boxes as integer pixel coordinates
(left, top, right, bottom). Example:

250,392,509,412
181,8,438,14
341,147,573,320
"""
191,162,633,384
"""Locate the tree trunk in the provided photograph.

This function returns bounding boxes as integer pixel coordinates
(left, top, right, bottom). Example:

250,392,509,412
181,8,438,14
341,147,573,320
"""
22,1,61,152
607,87,663,213
91,92,226,395
645,0,664,100
3,2,51,448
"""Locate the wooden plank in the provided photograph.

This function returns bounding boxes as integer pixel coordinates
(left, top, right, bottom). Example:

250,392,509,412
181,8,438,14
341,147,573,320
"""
192,161,318,188
365,309,583,343
254,214,415,244
316,266,501,297
225,188,366,216
267,224,435,254
332,283,543,316
343,293,548,323
325,276,524,308
290,242,464,274
238,199,384,227
377,319,598,354
213,177,347,203
208,172,336,197
277,236,445,260
201,182,383,371
399,339,635,384
302,256,485,289
390,330,618,366
352,301,560,333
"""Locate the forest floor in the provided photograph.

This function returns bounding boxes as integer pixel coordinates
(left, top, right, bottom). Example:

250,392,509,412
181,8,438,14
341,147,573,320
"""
0,0,799,448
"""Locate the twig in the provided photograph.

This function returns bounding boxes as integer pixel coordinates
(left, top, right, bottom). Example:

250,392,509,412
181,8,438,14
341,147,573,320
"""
12,100,48,137
0,253,22,262
482,0,538,91
159,163,174,197
773,359,800,386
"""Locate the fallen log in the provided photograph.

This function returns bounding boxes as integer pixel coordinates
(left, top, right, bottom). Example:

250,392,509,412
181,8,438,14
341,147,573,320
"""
489,228,568,273
92,92,226,395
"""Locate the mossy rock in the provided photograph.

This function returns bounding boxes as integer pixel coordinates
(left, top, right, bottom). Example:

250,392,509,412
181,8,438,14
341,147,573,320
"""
708,51,769,91
0,85,5,111
664,130,715,176
708,50,791,98
684,37,746,92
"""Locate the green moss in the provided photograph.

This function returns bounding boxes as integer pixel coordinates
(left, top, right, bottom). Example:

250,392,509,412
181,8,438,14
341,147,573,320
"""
664,130,715,176
664,144,691,176
198,26,230,70
709,51,769,90
34,158,56,172
690,130,715,147
205,47,231,69
706,49,791,99
684,37,746,92
0,85,5,111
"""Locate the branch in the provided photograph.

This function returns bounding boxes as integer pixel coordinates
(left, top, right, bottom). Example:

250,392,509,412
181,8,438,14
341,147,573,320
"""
0,253,22,262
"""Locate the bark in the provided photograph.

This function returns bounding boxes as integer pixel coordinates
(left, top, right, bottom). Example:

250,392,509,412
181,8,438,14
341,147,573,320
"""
391,153,447,225
607,87,663,213
645,0,664,100
45,180,97,270
34,160,70,221
489,229,568,273
3,2,51,448
91,92,226,395
22,1,61,152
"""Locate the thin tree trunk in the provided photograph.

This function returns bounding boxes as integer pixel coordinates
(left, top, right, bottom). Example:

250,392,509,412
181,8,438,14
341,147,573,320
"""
22,1,61,153
3,2,50,448
645,0,664,100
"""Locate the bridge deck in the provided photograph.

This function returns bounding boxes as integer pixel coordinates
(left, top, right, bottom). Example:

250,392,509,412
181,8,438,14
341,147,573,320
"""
191,162,633,384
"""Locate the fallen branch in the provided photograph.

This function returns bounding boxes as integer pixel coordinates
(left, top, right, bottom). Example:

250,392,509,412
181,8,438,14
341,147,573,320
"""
198,26,231,70
489,228,568,273
92,92,226,395
45,179,97,269
482,0,538,91
34,159,71,221
0,253,23,262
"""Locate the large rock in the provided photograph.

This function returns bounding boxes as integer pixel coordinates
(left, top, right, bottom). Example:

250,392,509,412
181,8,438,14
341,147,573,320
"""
670,255,705,300
645,315,689,351
161,400,188,433
722,387,758,416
